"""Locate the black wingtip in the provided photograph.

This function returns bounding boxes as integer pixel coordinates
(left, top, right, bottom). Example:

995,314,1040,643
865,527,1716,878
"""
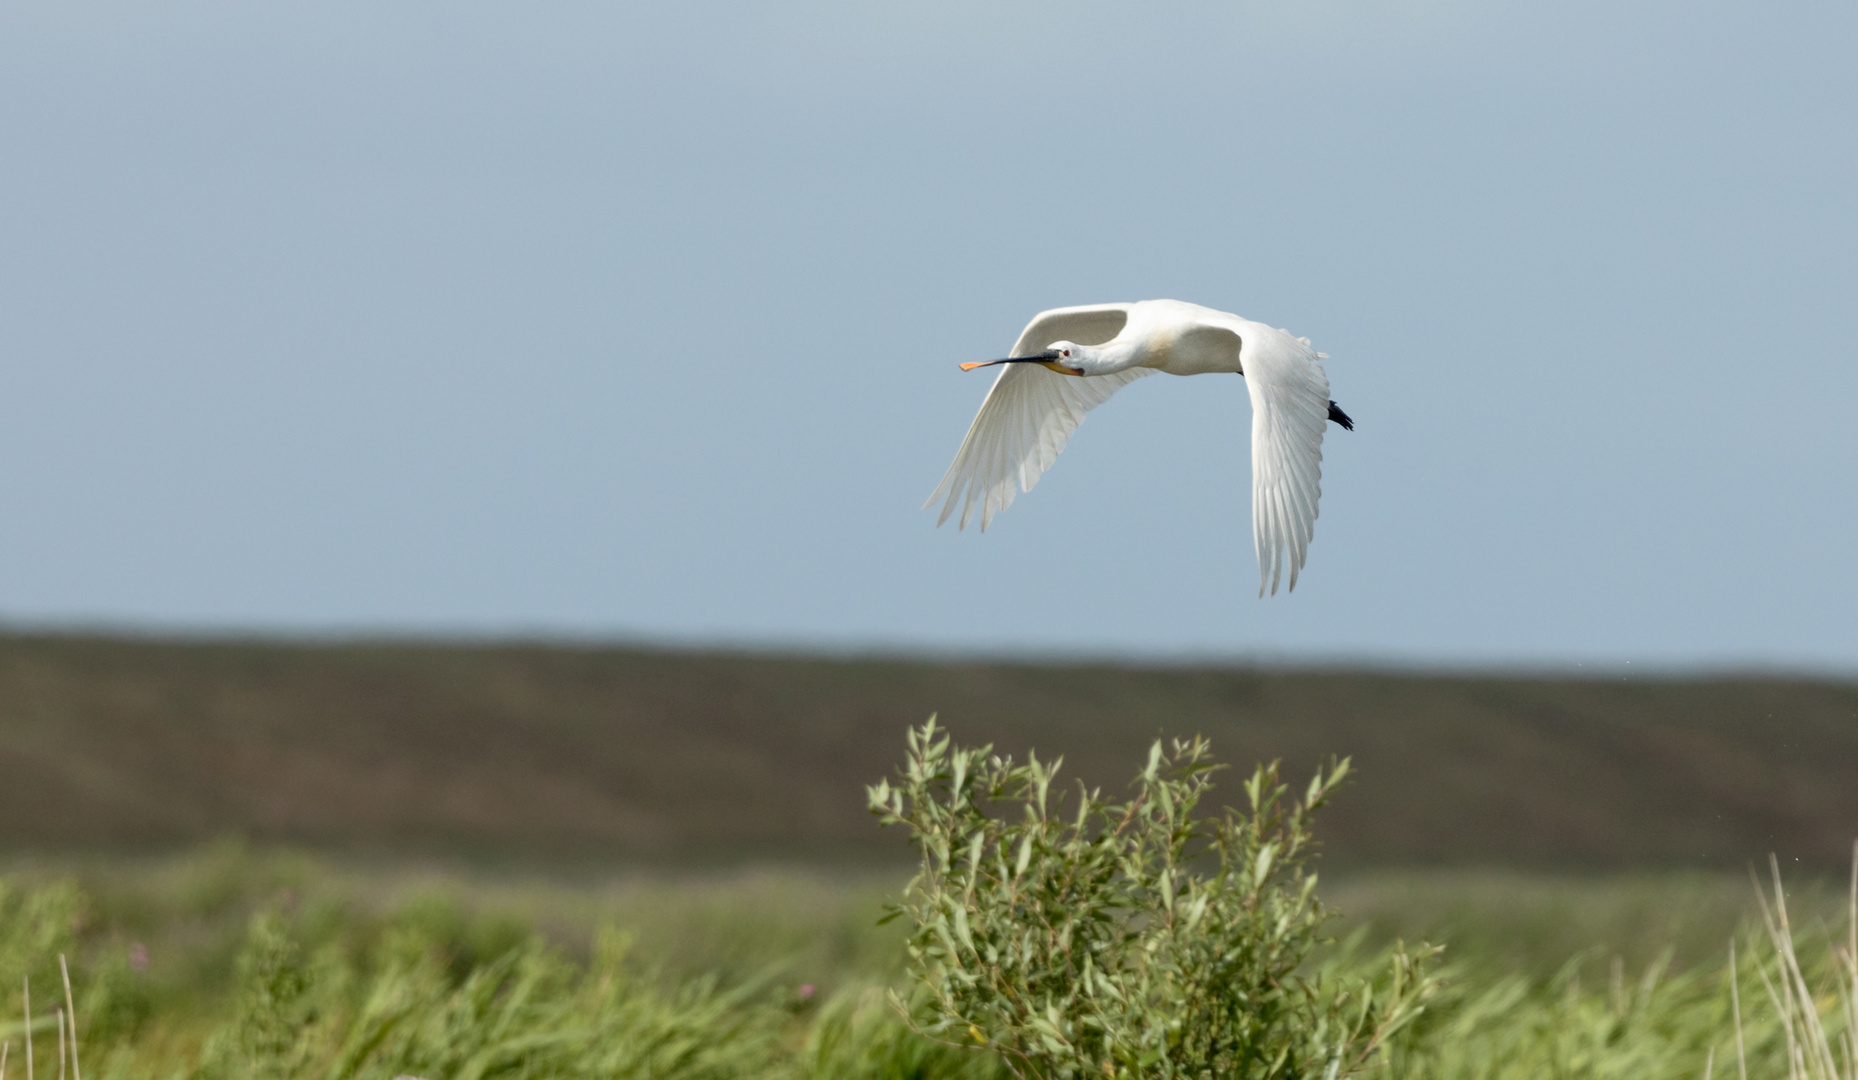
1327,400,1355,431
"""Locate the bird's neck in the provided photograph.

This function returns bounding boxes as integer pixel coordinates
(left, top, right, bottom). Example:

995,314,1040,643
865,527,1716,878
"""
1077,340,1144,375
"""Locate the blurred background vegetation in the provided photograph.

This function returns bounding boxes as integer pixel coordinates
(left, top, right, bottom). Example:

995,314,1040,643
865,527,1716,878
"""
1,632,1852,869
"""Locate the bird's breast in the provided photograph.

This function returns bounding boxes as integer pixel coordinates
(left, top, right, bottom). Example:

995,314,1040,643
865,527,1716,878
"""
1146,323,1245,376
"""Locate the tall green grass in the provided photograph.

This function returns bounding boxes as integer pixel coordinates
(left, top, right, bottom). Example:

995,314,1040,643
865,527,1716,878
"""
0,847,1851,1079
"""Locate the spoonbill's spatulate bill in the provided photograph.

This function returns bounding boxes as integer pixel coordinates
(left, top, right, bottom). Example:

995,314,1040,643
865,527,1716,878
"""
926,299,1354,596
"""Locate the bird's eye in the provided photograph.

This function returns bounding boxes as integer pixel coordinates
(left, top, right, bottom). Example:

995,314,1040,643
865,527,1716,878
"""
1062,349,1071,357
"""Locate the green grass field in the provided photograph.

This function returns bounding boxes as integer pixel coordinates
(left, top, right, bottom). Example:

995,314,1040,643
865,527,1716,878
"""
1,843,1853,1079
0,633,1854,1077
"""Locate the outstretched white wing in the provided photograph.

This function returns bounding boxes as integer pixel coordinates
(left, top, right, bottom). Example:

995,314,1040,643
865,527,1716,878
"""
1237,324,1333,595
926,303,1151,530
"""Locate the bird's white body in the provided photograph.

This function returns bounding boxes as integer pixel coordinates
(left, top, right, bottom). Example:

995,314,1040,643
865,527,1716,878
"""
927,299,1340,595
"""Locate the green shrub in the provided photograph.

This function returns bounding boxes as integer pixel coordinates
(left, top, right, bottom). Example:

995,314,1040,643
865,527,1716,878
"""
869,719,1440,1080
196,909,329,1080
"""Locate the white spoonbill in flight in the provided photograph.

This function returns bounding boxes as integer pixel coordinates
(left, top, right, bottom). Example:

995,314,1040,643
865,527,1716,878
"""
926,299,1354,595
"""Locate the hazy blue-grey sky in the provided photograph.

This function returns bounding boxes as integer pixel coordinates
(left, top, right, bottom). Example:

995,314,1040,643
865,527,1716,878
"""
1,0,1853,669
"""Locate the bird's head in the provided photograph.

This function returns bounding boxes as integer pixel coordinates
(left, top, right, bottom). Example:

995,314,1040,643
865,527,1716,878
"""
1040,342,1087,375
958,342,1087,376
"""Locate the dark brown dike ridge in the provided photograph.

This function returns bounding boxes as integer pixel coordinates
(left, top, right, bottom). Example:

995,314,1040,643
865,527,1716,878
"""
0,633,1852,871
